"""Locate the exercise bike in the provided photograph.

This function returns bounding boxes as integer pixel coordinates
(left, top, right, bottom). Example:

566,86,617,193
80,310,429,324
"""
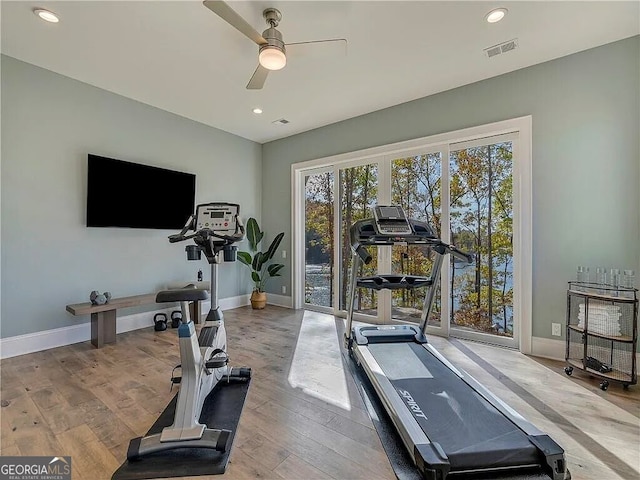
127,202,251,460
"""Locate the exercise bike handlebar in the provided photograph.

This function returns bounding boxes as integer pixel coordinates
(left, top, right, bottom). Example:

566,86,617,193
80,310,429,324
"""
169,213,198,243
169,232,196,243
168,215,245,245
169,228,245,245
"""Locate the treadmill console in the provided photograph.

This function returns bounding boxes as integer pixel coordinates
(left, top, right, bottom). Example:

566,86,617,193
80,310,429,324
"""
195,203,239,234
373,205,413,235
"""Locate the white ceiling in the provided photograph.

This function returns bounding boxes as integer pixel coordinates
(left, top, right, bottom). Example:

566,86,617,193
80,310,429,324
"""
2,1,639,143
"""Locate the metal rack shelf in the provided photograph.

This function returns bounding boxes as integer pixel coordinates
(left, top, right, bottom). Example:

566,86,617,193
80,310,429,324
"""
567,324,633,343
565,358,634,384
565,282,638,391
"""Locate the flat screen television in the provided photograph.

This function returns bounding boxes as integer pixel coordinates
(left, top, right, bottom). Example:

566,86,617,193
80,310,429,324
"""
86,154,196,229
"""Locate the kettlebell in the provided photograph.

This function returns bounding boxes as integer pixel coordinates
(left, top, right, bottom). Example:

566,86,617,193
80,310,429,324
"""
171,311,182,328
154,313,168,331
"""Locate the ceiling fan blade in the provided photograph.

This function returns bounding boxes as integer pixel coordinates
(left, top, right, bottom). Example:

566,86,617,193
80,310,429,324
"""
203,1,267,46
246,64,269,90
285,38,348,58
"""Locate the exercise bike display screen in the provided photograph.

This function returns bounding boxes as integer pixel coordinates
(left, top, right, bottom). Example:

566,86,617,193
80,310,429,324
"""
195,203,239,233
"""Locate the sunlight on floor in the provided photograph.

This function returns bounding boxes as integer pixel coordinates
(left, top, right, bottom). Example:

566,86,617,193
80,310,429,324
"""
287,310,352,411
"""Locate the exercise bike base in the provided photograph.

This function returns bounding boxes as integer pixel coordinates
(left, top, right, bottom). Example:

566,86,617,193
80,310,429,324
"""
127,428,231,461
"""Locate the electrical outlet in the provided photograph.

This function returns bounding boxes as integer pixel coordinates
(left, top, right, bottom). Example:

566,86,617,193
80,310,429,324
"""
282,285,286,294
551,323,562,337
282,250,286,259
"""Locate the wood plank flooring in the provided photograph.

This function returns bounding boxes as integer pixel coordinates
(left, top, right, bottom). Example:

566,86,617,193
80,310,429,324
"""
1,306,638,480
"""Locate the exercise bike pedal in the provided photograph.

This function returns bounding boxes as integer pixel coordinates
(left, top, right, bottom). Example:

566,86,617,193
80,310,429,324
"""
234,367,252,378
205,355,229,370
170,364,182,386
226,366,252,383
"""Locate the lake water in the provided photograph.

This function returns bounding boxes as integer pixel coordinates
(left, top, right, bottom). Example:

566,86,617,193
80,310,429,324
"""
305,263,514,333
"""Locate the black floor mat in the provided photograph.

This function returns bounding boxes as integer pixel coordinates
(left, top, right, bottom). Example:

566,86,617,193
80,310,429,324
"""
111,378,251,480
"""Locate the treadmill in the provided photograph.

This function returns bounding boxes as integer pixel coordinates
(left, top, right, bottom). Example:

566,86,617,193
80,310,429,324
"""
345,205,568,480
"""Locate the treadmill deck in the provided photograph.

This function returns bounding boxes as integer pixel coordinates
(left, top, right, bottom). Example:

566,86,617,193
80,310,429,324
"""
366,342,540,472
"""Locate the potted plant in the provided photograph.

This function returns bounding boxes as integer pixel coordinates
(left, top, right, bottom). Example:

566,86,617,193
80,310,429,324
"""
237,218,285,309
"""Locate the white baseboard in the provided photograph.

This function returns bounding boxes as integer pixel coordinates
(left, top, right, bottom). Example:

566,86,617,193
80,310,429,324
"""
219,294,251,311
0,294,251,360
530,336,565,361
266,293,293,308
530,336,640,367
0,323,92,360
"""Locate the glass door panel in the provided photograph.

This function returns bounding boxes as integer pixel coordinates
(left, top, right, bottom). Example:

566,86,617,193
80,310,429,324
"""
391,153,442,326
449,142,514,338
339,163,378,317
304,171,334,308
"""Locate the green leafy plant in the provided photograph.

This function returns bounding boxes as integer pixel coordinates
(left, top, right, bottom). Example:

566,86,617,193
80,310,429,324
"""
237,218,285,293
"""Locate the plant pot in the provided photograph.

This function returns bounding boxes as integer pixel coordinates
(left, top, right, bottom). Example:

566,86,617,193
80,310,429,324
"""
250,291,267,310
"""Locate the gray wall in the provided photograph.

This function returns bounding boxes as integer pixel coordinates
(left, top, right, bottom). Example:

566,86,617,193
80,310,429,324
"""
261,36,640,342
1,55,262,338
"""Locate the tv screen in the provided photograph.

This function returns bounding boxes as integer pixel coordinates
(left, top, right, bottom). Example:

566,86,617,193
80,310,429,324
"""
86,154,195,229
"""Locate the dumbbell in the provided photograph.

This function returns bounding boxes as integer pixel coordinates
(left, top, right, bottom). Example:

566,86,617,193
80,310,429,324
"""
154,313,168,331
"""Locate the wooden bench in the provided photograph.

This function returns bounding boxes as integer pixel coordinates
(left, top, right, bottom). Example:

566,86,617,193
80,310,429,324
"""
66,294,158,348
66,291,207,348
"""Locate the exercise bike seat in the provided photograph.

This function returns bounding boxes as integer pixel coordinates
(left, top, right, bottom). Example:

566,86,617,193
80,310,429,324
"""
156,288,210,303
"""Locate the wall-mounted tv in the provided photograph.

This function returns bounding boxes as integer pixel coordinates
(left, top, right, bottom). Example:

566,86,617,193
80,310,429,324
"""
86,154,196,229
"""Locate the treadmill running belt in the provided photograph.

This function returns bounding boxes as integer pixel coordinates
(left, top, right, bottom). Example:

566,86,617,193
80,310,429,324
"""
368,343,540,472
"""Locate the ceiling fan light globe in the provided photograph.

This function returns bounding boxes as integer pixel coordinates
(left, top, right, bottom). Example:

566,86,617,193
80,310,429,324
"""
259,47,286,70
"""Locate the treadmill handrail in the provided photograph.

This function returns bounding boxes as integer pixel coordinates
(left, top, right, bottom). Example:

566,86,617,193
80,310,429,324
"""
350,218,473,264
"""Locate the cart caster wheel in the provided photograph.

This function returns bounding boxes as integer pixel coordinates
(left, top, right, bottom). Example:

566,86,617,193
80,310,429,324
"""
599,380,609,391
564,366,573,376
623,383,629,390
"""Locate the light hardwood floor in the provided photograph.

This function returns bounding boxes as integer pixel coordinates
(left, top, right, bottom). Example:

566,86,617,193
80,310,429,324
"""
1,306,638,480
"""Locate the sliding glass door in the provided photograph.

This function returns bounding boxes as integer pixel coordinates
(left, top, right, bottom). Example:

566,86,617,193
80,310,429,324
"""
339,163,379,318
302,162,381,319
449,139,516,346
294,120,529,350
390,152,443,328
303,169,334,311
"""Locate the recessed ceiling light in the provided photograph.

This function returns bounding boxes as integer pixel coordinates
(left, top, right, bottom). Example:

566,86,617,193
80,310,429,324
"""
252,108,263,114
485,8,507,23
33,8,59,23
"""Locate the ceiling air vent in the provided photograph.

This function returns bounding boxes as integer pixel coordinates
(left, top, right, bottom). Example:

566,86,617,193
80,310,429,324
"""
272,118,290,125
484,38,518,58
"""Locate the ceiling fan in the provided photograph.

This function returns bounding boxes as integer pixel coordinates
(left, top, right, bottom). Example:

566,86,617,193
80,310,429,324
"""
203,1,347,90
